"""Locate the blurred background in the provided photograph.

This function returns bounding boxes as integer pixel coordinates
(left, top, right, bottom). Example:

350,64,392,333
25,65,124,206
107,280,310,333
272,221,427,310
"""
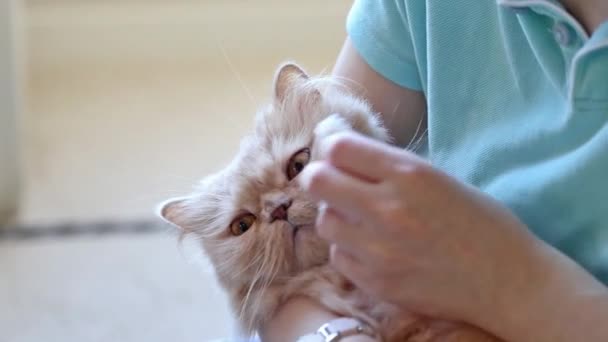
0,0,351,341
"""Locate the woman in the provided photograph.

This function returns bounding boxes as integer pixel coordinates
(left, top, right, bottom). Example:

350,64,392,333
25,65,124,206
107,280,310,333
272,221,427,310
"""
263,0,608,341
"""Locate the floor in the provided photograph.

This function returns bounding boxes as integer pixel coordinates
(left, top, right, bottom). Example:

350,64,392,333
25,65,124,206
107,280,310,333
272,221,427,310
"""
1,1,350,341
0,234,234,342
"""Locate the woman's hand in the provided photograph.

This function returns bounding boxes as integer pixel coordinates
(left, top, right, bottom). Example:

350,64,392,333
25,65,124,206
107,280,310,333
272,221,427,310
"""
299,131,573,337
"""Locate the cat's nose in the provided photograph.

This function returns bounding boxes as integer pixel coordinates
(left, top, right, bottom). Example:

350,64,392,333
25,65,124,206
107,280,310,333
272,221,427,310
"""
270,200,292,222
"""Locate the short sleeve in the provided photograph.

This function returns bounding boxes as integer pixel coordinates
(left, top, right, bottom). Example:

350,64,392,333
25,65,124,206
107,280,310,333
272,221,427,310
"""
347,0,423,91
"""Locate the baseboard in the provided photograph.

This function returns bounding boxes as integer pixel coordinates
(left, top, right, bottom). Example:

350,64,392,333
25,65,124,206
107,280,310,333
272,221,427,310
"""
0,219,172,240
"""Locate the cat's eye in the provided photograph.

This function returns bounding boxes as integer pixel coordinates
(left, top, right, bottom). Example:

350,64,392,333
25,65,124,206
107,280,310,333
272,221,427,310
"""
230,213,256,236
286,148,311,180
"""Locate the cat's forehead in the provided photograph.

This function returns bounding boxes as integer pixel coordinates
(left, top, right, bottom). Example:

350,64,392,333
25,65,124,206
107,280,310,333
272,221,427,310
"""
255,110,316,150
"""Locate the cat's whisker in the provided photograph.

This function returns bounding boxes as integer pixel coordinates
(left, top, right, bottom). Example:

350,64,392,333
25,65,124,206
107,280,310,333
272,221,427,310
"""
216,39,257,109
413,130,428,153
238,248,271,330
327,75,367,96
407,126,429,153
246,245,283,333
230,249,265,279
319,66,329,75
242,234,287,333
404,115,426,152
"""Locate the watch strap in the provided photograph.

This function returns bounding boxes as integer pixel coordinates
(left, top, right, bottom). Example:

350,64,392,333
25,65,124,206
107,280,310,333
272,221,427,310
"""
297,317,375,342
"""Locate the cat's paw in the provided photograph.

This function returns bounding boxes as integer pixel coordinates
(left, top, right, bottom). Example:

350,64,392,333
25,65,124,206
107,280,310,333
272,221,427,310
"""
314,113,352,141
312,114,353,160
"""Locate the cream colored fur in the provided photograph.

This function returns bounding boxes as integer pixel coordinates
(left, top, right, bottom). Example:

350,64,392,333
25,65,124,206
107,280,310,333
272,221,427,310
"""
159,63,502,342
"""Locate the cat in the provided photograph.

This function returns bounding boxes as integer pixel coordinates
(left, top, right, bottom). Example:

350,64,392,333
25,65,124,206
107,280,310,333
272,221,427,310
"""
159,63,503,342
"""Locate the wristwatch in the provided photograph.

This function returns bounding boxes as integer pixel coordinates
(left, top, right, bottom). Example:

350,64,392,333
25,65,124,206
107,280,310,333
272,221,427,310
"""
297,317,376,342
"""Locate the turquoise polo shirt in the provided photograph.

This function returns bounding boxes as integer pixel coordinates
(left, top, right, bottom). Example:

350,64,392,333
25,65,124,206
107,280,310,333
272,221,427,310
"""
347,0,608,283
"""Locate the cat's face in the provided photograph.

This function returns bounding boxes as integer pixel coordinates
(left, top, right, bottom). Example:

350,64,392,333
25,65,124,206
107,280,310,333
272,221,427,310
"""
159,63,382,295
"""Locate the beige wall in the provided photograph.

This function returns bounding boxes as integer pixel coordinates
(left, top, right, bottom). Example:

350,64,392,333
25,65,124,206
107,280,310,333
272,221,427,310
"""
21,1,352,224
0,0,21,224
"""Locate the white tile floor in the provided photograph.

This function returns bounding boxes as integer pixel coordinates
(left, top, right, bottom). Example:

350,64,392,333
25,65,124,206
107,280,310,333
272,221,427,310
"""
2,1,350,341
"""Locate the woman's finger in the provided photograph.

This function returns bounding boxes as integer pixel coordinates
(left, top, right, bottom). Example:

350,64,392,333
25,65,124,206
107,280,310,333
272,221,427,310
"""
320,132,424,182
316,207,377,251
330,244,367,283
299,161,378,219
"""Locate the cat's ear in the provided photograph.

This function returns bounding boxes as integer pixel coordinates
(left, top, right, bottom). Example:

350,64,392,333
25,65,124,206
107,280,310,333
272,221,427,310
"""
273,62,311,103
157,196,192,231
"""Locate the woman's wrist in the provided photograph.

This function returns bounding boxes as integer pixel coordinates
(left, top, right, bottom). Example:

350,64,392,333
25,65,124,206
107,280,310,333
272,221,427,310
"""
260,296,338,342
261,296,379,342
491,237,608,342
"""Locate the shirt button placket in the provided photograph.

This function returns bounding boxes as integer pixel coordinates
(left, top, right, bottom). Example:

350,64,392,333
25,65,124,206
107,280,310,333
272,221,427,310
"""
553,21,573,46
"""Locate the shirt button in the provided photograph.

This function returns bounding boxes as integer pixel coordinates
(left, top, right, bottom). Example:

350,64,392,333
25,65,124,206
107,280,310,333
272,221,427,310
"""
553,22,573,46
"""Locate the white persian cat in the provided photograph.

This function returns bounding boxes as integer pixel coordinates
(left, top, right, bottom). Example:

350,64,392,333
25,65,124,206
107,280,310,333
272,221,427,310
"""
159,63,501,342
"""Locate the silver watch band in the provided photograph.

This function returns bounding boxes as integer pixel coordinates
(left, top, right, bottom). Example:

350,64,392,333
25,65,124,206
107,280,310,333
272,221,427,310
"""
297,317,375,342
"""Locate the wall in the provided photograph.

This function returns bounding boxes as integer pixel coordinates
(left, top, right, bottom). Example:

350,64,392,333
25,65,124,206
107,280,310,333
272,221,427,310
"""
20,0,351,224
0,0,21,224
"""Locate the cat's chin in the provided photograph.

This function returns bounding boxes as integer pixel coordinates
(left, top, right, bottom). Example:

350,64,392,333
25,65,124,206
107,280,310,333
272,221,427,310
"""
292,224,314,246
292,223,313,236
293,224,330,271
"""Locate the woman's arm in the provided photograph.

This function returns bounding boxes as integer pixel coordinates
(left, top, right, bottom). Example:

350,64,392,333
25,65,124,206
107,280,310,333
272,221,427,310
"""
491,241,608,342
259,297,375,342
333,38,427,148
259,38,427,342
298,129,608,342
